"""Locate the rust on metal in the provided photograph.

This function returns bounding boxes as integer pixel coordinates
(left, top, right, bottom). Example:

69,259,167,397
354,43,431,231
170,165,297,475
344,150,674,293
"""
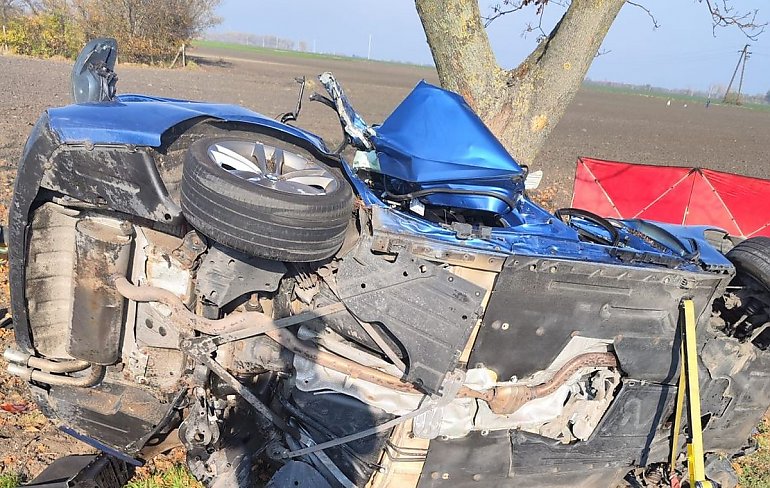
265,328,419,394
113,275,274,335
171,230,207,269
112,275,620,416
8,363,105,387
484,352,619,415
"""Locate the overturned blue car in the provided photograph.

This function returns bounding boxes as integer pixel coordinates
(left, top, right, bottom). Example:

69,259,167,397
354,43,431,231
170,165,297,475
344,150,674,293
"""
6,39,770,488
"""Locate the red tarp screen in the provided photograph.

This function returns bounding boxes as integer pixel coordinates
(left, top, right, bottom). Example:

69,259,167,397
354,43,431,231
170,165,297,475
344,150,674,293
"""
571,157,770,238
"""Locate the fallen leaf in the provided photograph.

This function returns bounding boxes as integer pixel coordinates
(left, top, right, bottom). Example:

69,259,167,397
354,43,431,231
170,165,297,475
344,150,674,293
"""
0,402,30,413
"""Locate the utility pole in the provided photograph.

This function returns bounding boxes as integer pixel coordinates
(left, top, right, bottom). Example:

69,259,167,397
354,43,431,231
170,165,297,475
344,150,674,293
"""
736,48,750,104
723,44,750,104
367,34,372,60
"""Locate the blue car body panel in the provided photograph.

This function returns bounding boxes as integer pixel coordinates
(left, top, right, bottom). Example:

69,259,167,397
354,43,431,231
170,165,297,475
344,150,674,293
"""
371,82,525,213
44,86,730,273
652,222,734,268
47,94,329,152
371,81,524,183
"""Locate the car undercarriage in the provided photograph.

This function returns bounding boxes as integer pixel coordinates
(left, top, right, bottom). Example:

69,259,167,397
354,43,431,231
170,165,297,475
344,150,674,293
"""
6,40,770,488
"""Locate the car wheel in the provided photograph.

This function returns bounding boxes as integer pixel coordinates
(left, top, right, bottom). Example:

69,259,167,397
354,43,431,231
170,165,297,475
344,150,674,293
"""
180,135,353,262
723,237,770,342
727,237,770,291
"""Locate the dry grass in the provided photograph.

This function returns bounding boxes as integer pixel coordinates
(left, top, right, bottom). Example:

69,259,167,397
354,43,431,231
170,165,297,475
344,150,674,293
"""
528,184,560,212
735,416,770,488
127,448,202,488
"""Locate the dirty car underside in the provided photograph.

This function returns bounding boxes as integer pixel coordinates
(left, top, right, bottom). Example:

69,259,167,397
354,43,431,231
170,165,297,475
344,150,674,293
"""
6,40,770,488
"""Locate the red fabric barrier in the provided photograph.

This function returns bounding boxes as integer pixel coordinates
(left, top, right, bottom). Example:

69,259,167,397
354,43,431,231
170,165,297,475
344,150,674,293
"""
571,157,770,238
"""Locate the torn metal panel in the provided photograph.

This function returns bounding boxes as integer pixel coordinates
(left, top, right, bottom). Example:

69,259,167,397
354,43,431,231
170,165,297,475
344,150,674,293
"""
336,240,485,394
41,145,182,225
196,244,286,307
470,255,727,383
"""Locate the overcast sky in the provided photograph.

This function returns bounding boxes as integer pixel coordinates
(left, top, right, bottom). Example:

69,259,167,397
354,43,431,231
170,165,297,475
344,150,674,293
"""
214,1,769,95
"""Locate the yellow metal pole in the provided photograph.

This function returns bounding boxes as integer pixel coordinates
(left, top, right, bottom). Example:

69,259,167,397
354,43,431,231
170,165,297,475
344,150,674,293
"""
669,345,685,478
682,299,713,488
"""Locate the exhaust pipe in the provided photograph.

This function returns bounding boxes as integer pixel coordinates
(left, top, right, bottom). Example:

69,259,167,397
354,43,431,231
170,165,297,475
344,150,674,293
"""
7,362,105,387
5,347,101,387
110,277,620,414
4,347,91,373
112,275,274,335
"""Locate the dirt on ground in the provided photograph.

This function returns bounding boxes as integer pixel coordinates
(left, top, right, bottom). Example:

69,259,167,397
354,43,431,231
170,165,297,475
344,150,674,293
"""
0,45,769,483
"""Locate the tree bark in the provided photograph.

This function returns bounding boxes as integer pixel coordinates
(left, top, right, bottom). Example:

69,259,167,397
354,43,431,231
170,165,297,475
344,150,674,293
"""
415,0,626,168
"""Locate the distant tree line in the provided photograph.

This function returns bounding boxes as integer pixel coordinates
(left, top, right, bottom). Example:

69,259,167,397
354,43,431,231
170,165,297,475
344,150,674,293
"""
0,0,221,63
585,79,770,106
206,31,308,52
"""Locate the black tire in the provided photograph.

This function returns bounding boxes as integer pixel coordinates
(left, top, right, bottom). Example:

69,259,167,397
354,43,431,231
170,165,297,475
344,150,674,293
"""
181,135,353,262
726,237,770,291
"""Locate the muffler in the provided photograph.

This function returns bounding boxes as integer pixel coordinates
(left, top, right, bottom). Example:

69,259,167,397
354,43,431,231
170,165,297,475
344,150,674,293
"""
67,217,133,365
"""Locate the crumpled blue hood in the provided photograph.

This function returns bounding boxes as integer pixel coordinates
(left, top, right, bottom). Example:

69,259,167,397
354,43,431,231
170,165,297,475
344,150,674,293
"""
371,81,523,184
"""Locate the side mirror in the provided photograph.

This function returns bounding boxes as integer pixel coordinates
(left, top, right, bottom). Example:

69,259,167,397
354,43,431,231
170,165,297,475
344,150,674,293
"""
71,38,119,103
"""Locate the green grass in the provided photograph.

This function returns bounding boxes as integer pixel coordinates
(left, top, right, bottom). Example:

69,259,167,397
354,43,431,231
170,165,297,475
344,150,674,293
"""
0,473,20,488
125,465,202,488
0,464,202,488
583,81,770,113
193,39,433,69
735,417,770,487
195,39,351,61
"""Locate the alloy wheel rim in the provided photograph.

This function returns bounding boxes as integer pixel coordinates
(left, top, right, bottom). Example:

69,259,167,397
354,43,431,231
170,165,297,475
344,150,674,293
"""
207,140,338,195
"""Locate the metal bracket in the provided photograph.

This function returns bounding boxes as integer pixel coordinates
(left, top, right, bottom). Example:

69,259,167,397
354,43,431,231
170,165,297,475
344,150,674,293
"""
171,230,207,269
196,243,286,307
180,386,221,447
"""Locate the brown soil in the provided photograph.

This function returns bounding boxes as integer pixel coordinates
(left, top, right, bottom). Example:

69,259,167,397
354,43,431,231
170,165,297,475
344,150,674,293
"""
0,45,768,482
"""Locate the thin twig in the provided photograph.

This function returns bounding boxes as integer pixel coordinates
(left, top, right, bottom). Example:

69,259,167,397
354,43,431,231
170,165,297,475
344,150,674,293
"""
701,0,766,41
626,1,660,29
595,48,612,58
522,5,548,41
484,1,527,28
483,0,550,28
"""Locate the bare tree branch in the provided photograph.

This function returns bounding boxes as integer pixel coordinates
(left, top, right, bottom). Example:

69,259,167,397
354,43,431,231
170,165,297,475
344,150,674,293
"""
486,0,765,42
596,47,612,57
484,1,526,28
484,0,550,28
700,0,766,41
626,1,659,29
523,5,548,41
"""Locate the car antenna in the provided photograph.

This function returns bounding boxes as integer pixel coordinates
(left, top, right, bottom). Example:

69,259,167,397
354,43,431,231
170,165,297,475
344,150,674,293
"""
278,76,306,124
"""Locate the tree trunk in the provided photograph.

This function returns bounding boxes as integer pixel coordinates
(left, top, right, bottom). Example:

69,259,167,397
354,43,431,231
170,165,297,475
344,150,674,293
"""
415,0,626,168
